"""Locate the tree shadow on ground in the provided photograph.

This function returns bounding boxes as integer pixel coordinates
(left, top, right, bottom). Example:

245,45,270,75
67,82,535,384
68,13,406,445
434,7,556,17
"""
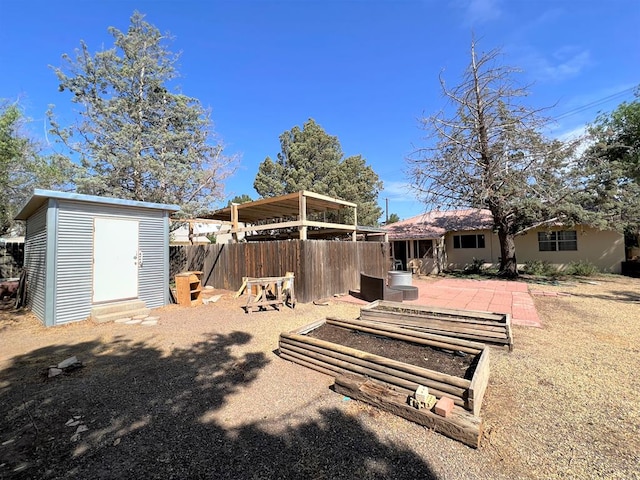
0,330,438,479
564,289,640,303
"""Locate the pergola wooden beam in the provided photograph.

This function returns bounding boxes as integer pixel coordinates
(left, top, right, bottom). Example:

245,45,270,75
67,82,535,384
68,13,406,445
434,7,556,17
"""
202,190,367,242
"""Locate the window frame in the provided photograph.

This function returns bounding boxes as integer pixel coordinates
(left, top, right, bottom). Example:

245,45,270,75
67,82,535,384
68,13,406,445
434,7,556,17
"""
537,230,577,252
453,234,486,249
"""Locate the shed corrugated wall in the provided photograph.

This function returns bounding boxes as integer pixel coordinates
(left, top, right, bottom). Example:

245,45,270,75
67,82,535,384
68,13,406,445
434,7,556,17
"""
24,204,48,322
53,200,168,325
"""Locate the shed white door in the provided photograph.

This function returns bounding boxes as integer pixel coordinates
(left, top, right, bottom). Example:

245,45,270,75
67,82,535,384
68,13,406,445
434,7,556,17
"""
93,218,139,303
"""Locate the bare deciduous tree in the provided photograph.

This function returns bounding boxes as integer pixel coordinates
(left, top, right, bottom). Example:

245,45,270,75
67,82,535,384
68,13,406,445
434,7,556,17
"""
407,40,576,277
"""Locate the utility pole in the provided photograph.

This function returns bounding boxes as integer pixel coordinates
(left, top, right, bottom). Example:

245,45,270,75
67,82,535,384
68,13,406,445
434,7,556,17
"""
385,198,389,224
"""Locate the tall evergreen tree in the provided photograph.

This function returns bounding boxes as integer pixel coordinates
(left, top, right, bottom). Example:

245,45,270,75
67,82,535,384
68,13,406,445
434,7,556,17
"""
578,90,640,243
254,118,383,226
48,12,234,216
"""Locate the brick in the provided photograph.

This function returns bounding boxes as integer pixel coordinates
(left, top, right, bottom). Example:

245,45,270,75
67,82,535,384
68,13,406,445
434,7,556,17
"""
434,396,454,417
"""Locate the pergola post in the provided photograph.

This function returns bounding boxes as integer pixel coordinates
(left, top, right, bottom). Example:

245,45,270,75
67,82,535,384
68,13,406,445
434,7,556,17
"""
299,192,308,240
352,205,357,242
231,203,239,243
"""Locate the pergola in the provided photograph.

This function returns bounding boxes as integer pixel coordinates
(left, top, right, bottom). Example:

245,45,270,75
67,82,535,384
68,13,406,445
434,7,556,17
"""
203,190,387,242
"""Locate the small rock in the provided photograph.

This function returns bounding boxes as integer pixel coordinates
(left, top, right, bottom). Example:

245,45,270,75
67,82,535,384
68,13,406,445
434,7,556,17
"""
57,356,78,369
113,438,121,446
75,425,89,434
65,419,80,427
48,368,63,378
203,295,221,304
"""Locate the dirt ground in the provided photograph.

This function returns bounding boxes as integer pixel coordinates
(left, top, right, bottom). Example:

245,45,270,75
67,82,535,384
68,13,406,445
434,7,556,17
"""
1,275,639,479
308,323,476,379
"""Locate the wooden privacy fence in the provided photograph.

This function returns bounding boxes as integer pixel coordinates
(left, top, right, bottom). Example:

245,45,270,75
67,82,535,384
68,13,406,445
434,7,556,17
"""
170,240,391,303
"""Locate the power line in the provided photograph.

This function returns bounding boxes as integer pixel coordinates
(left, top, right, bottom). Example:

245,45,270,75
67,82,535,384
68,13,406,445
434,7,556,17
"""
553,86,637,122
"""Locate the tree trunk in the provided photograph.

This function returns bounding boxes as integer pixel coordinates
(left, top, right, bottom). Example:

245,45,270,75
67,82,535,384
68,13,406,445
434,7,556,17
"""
497,229,518,278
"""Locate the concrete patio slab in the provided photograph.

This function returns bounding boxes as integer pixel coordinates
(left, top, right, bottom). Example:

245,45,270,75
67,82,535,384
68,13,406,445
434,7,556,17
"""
341,276,542,327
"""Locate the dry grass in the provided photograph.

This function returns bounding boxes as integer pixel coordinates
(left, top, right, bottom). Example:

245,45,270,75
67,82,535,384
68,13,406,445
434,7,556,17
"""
1,276,639,479
481,276,640,479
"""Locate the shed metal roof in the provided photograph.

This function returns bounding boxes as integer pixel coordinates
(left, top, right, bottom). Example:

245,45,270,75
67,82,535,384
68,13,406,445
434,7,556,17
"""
15,189,181,220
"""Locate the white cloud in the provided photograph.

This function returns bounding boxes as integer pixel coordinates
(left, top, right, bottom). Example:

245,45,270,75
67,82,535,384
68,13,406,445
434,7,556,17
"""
556,124,587,142
381,180,417,201
524,46,592,82
463,0,502,25
379,180,428,220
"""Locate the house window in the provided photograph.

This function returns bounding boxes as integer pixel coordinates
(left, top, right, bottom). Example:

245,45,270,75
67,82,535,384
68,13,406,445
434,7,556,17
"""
537,230,577,251
453,234,485,249
412,239,433,258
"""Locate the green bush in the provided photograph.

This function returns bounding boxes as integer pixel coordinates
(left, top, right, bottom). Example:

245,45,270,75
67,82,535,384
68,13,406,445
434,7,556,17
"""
463,257,485,274
566,260,598,276
523,260,557,277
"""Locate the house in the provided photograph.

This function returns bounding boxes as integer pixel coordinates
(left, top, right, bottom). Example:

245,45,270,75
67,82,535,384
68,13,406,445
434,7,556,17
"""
384,209,625,274
169,220,244,245
15,189,180,326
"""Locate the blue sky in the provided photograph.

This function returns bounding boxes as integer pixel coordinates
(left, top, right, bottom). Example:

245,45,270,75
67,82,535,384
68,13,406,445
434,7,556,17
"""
2,0,638,221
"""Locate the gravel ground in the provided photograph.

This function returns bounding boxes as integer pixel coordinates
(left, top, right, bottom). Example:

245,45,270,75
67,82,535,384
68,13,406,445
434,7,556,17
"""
0,275,639,479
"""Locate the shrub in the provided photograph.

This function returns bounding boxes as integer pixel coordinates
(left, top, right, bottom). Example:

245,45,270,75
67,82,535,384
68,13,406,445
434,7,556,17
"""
566,260,598,277
464,257,485,274
523,260,557,277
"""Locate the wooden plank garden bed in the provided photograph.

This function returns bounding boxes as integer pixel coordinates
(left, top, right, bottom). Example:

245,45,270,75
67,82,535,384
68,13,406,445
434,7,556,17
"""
278,317,490,447
360,300,513,350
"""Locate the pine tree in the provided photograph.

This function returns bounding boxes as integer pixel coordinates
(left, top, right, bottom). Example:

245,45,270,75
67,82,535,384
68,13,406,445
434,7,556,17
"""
48,12,234,216
254,118,383,226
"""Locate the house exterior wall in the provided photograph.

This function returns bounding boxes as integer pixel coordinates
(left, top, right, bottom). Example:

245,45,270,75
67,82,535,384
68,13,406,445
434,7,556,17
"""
444,229,499,270
443,226,624,274
51,199,169,325
23,204,48,323
514,226,624,273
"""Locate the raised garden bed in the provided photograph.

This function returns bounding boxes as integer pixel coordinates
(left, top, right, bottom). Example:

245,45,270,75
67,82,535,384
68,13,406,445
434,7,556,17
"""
360,300,513,350
278,317,490,447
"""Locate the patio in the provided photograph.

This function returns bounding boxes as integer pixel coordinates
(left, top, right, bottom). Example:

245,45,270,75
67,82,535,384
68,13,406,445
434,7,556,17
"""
342,276,542,327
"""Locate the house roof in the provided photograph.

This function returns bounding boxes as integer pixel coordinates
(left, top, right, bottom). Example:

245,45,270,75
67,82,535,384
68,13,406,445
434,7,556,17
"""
15,189,181,220
384,209,494,240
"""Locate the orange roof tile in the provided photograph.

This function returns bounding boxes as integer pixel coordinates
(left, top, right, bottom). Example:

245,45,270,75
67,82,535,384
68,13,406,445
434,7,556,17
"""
384,209,494,240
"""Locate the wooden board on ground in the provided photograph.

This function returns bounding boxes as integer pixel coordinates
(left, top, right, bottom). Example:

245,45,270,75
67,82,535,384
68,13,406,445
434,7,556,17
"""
334,374,483,448
360,300,513,350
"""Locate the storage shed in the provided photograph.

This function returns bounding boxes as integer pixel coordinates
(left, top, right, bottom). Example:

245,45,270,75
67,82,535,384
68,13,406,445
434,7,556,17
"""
15,189,180,327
